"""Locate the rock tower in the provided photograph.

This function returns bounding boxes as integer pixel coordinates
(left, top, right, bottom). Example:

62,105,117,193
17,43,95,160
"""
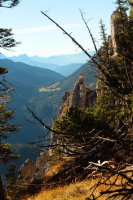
57,74,96,120
108,10,128,56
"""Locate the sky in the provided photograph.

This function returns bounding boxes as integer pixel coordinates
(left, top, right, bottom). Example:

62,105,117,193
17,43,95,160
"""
0,0,118,57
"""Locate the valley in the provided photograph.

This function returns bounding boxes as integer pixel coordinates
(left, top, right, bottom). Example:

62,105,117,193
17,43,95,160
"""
0,55,97,180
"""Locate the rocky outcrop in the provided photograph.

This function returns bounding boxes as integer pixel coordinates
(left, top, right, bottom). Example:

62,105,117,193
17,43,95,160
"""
18,152,50,184
36,151,49,169
68,73,86,109
109,11,119,56
18,158,37,184
108,10,128,56
57,74,96,120
86,87,97,108
32,151,50,182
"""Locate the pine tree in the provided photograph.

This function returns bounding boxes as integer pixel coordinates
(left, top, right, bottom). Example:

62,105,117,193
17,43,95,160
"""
95,0,133,130
0,1,20,199
5,163,22,200
0,0,20,165
0,0,19,8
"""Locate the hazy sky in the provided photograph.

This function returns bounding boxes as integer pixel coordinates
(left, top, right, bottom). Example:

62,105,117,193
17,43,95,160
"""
1,0,117,57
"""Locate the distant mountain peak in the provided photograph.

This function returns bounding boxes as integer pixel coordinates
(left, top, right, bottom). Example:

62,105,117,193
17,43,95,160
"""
18,54,29,57
0,54,6,59
30,51,95,66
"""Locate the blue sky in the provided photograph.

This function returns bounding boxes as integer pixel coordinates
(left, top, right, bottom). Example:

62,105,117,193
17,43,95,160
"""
1,0,117,57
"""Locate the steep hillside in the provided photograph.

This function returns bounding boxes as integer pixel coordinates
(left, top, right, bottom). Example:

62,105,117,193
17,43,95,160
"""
0,59,64,85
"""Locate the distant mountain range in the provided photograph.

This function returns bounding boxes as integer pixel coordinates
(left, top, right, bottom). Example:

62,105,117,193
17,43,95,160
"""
29,51,95,65
0,51,95,76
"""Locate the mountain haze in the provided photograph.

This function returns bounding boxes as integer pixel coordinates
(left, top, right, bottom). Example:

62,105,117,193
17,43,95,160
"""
0,51,95,76
0,59,64,85
30,51,95,65
7,55,83,76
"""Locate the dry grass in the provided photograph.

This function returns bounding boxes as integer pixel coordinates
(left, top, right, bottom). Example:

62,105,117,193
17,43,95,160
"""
45,158,74,178
19,160,133,200
20,173,132,200
20,180,95,200
45,162,65,177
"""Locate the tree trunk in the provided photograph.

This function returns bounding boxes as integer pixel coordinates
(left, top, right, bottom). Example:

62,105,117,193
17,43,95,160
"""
0,175,6,200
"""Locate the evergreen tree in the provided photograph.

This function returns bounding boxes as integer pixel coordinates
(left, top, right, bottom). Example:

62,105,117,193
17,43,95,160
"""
0,0,19,8
5,163,22,200
0,0,20,165
0,1,20,199
95,0,133,130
